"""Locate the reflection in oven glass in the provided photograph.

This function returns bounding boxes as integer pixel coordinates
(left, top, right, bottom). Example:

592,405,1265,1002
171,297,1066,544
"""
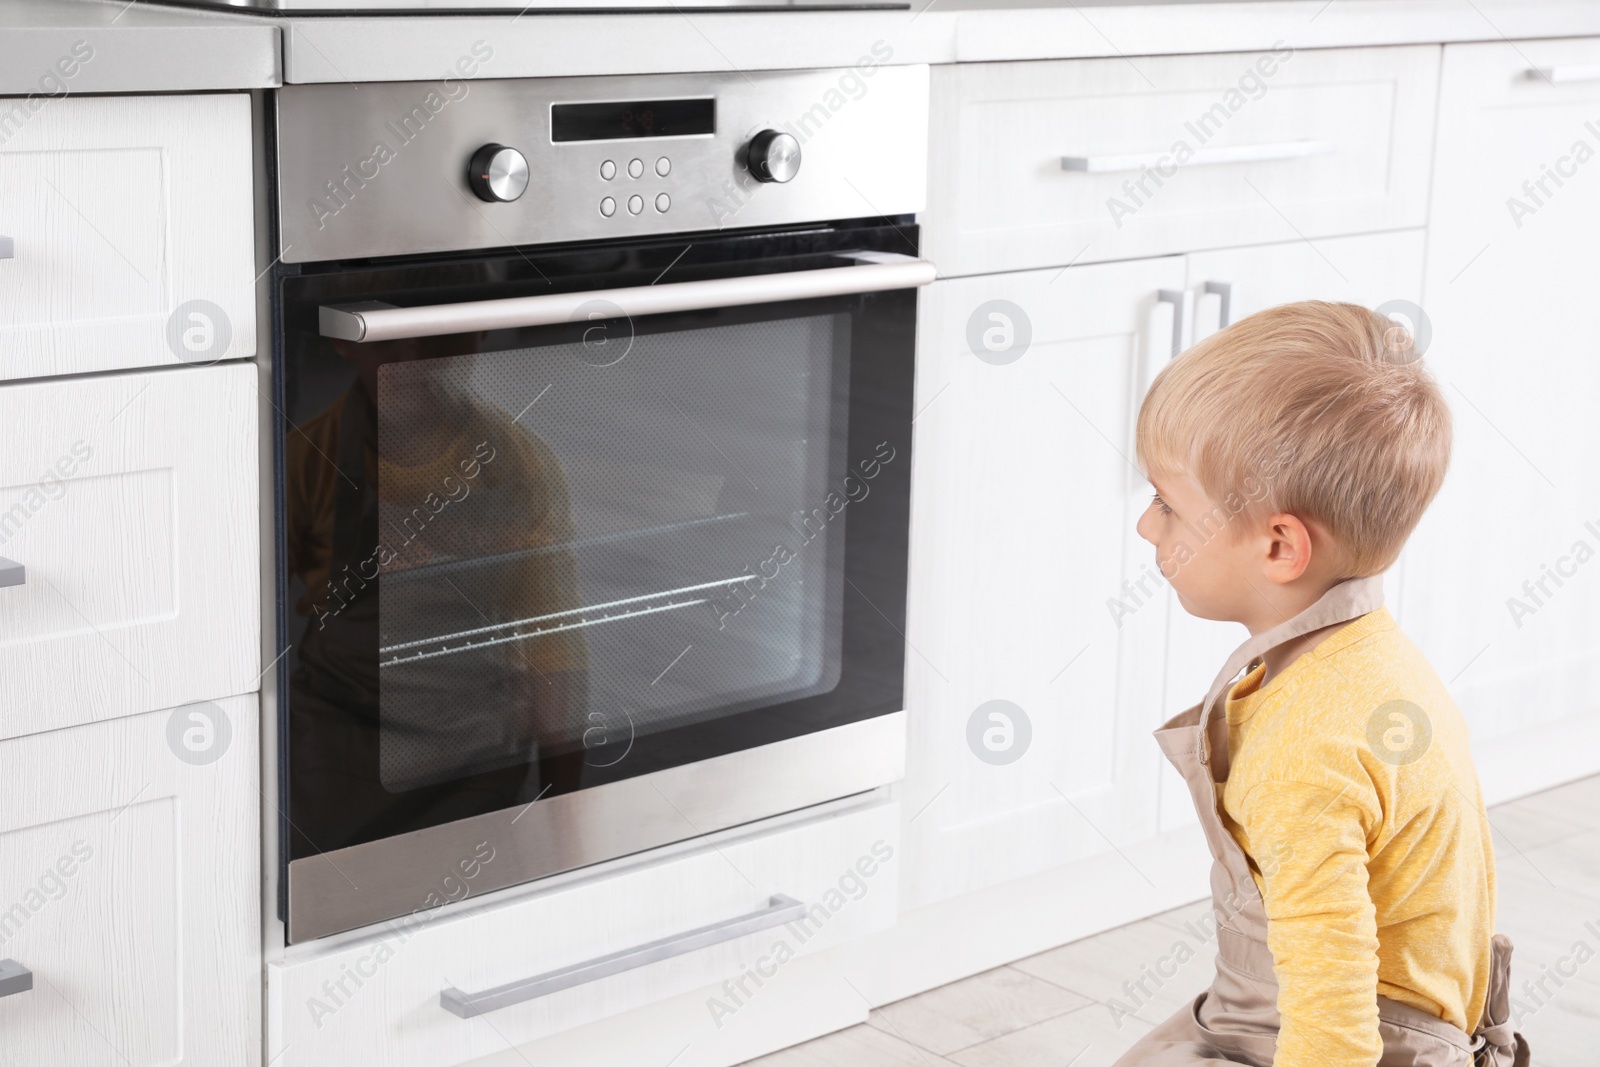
371,367,587,792
284,315,847,843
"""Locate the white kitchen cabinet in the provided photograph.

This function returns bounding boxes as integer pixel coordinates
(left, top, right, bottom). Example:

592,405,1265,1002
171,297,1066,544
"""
903,255,1186,909
924,45,1439,278
268,796,898,1067
0,363,260,741
0,94,256,380
1405,38,1600,800
0,694,260,1067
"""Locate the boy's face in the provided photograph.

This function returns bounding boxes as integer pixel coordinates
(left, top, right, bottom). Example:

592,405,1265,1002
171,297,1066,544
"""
1135,469,1328,630
1136,470,1257,623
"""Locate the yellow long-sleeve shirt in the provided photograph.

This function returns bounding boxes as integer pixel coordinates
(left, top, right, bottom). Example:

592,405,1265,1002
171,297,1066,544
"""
1221,607,1496,1067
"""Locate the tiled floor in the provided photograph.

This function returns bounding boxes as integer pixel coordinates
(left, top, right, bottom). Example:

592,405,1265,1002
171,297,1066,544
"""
741,774,1600,1066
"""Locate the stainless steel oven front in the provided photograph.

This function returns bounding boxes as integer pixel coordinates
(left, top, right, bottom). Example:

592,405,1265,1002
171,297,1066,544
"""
271,67,930,942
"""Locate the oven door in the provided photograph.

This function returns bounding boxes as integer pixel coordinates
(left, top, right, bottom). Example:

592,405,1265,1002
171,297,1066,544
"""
275,221,926,942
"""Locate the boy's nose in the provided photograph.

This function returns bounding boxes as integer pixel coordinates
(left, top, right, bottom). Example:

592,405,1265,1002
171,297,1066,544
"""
1135,506,1159,546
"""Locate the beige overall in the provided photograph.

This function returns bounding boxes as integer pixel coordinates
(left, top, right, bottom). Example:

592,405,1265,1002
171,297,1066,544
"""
1113,576,1531,1067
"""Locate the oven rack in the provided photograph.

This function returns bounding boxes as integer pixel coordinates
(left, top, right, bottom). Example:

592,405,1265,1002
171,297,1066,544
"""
376,576,749,667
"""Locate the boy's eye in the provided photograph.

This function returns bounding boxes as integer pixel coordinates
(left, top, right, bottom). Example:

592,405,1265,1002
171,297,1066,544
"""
1151,493,1173,515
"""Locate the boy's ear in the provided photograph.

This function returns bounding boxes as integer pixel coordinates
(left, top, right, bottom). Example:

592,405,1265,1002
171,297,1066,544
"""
1262,512,1314,584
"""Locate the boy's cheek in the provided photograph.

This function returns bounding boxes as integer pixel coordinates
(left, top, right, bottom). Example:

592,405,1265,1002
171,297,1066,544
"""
1166,568,1219,620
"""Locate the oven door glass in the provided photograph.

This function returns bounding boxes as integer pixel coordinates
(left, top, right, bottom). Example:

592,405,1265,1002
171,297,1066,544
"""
278,223,916,864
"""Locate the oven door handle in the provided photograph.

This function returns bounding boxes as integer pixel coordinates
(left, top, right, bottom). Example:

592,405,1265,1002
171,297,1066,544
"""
438,894,807,1018
319,251,938,343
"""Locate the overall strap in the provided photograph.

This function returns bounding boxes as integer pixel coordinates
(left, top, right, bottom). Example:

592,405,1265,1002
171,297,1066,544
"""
1196,574,1386,767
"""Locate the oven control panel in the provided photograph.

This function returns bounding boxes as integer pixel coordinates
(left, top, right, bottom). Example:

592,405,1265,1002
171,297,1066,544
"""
275,67,928,264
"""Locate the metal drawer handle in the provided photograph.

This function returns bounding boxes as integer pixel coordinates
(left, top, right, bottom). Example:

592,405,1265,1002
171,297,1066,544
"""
0,236,13,259
1156,288,1193,360
1204,280,1235,329
1526,64,1600,84
0,557,24,589
321,252,938,344
0,959,33,998
440,893,806,1019
1130,289,1193,465
1062,139,1336,174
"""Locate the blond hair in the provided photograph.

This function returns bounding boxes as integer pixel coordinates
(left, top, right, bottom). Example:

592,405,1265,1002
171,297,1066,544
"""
1136,301,1450,576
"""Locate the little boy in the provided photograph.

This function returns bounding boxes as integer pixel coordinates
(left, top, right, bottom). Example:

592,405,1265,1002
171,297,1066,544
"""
1114,302,1527,1066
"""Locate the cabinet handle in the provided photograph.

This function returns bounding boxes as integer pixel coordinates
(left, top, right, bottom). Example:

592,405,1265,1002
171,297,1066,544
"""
439,894,806,1018
1526,64,1600,84
0,236,13,259
1062,139,1335,174
1131,290,1195,467
0,557,23,589
0,959,32,998
1156,289,1193,360
1203,280,1235,329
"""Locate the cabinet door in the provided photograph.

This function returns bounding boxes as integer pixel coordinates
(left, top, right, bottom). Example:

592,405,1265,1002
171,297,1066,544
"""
0,696,260,1065
1408,39,1600,798
1147,231,1428,831
0,363,260,740
0,94,256,380
903,256,1186,909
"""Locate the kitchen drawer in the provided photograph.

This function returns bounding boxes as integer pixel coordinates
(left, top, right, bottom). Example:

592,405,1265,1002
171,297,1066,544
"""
924,45,1440,277
0,363,259,740
0,694,260,1066
268,797,899,1067
0,93,255,380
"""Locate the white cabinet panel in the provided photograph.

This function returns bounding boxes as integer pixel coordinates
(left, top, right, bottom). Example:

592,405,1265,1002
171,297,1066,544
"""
0,363,260,740
268,798,898,1067
903,256,1185,908
924,45,1439,278
1409,38,1600,797
0,94,255,380
1183,230,1429,349
0,695,259,1066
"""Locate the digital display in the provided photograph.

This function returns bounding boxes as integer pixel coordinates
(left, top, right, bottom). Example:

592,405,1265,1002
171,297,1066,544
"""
551,98,716,143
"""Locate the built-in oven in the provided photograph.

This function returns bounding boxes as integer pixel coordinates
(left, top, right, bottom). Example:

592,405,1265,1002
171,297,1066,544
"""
270,67,931,942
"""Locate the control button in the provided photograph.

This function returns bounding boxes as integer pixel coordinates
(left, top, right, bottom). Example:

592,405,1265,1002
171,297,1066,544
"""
600,197,616,217
467,144,530,202
655,156,671,177
600,160,616,180
745,130,801,184
627,194,644,215
655,192,671,213
627,158,644,179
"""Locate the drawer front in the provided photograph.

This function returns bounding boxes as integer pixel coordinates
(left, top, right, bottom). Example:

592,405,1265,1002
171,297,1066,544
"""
0,363,259,740
269,798,898,1067
924,45,1440,277
0,94,256,380
0,695,260,1066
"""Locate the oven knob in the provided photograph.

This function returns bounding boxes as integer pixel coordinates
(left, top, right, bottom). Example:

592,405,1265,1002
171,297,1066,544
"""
468,144,530,202
745,130,801,184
